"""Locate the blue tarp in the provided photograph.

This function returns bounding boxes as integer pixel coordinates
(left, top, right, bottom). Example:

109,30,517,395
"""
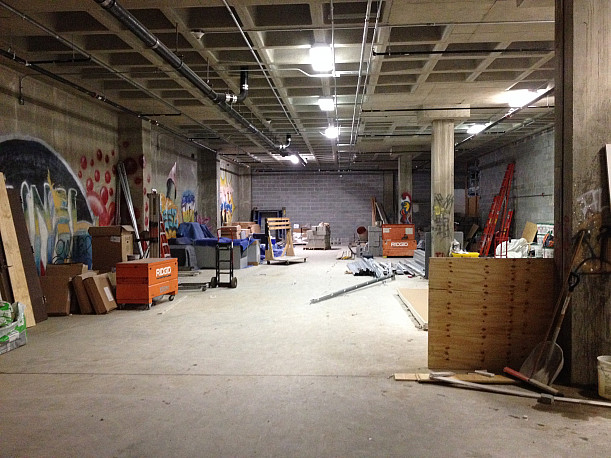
171,222,253,252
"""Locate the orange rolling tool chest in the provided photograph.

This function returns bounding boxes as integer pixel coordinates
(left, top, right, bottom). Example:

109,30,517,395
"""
382,224,417,257
115,258,178,309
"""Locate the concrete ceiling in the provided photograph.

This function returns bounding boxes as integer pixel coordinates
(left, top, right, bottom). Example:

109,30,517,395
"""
0,0,555,177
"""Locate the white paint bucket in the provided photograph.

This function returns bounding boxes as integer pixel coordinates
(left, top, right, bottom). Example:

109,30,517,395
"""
597,355,611,400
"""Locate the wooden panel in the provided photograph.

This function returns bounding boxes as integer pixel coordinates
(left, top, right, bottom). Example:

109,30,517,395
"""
7,188,47,322
428,257,556,372
0,173,35,327
397,288,428,329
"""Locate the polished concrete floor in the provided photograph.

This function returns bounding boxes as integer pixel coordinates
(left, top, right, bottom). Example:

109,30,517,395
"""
1,247,610,457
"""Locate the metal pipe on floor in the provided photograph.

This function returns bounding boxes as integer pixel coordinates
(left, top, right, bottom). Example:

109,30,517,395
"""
310,273,395,304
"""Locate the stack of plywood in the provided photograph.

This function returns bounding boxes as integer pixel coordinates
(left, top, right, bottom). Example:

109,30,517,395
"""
306,223,331,249
428,257,556,373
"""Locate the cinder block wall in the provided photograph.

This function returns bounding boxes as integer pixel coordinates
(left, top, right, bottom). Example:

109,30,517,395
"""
478,130,554,239
252,172,384,244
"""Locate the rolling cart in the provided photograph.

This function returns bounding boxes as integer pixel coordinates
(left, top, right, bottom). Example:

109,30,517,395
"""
210,240,237,288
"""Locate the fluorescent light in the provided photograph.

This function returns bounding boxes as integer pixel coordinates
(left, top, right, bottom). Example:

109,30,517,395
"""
289,155,299,164
324,125,339,139
499,89,546,108
317,97,335,111
467,123,489,135
310,45,334,72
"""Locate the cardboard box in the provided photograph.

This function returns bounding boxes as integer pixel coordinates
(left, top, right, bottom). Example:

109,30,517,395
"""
72,271,99,314
0,302,27,355
40,263,88,316
83,273,117,314
88,225,134,273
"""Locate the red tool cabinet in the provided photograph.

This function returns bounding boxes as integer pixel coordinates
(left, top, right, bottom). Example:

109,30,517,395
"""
115,258,178,309
382,224,416,257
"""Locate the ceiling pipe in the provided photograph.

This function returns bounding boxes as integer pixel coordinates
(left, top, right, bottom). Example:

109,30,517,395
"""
93,0,283,153
0,47,217,154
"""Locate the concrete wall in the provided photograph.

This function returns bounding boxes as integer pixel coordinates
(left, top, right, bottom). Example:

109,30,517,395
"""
0,63,216,267
252,172,384,244
478,130,554,239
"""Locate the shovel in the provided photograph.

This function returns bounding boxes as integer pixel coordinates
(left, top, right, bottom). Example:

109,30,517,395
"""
516,231,585,386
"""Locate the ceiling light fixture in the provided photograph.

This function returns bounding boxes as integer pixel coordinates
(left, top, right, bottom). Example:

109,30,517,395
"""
317,97,335,111
466,123,490,135
310,44,334,72
499,89,547,108
289,155,299,164
324,125,339,139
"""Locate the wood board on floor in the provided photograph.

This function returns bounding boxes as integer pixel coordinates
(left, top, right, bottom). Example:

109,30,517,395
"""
397,288,428,330
394,372,517,384
0,173,35,327
428,258,556,373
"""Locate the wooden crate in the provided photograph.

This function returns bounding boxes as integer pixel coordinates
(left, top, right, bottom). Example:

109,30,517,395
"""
428,258,556,373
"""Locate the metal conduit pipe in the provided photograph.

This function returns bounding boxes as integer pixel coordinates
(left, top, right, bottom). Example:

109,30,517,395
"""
372,48,554,57
93,0,281,153
0,48,217,154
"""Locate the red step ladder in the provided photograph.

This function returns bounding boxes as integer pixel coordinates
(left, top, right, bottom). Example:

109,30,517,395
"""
479,163,514,257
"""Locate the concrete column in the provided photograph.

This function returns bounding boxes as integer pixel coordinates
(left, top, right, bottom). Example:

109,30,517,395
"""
431,120,455,257
398,155,413,224
556,0,611,384
419,107,470,257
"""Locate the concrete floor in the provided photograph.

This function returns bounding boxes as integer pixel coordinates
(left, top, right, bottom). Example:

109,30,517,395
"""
1,247,610,457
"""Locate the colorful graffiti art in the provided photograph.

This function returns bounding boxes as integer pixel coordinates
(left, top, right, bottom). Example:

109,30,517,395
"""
219,172,234,226
0,136,94,272
399,191,412,224
181,190,196,223
161,194,178,238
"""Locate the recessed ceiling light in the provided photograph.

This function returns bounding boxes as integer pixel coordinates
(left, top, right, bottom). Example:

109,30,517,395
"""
317,98,335,111
310,45,334,72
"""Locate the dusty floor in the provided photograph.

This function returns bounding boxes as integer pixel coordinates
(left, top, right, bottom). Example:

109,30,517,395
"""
1,247,610,457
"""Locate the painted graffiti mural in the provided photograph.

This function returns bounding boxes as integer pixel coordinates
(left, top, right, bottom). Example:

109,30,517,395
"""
432,193,454,257
0,136,94,272
181,190,196,223
79,148,117,226
219,171,234,226
399,191,412,224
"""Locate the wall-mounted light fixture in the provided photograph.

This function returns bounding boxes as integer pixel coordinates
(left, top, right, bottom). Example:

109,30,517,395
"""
310,44,334,72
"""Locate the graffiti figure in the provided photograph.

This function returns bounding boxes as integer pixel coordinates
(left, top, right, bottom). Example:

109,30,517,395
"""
399,191,412,224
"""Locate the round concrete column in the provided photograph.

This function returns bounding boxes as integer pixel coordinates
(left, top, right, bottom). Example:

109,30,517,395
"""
431,119,455,257
418,106,470,257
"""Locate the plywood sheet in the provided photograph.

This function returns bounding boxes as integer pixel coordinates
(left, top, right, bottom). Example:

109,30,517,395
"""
7,188,47,322
397,288,428,329
428,258,556,372
0,173,35,327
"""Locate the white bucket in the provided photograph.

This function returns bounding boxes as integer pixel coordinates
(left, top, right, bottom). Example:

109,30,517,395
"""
597,355,611,400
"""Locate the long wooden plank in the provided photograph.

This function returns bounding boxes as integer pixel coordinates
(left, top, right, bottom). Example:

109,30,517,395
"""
0,173,35,327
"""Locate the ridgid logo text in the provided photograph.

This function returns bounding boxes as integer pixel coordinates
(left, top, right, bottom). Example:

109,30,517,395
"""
156,266,172,278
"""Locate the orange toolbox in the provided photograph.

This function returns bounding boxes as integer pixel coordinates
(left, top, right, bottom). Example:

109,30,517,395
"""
115,258,178,309
382,224,415,241
383,239,418,257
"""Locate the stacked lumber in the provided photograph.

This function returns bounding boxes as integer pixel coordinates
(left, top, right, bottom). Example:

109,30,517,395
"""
218,225,242,239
